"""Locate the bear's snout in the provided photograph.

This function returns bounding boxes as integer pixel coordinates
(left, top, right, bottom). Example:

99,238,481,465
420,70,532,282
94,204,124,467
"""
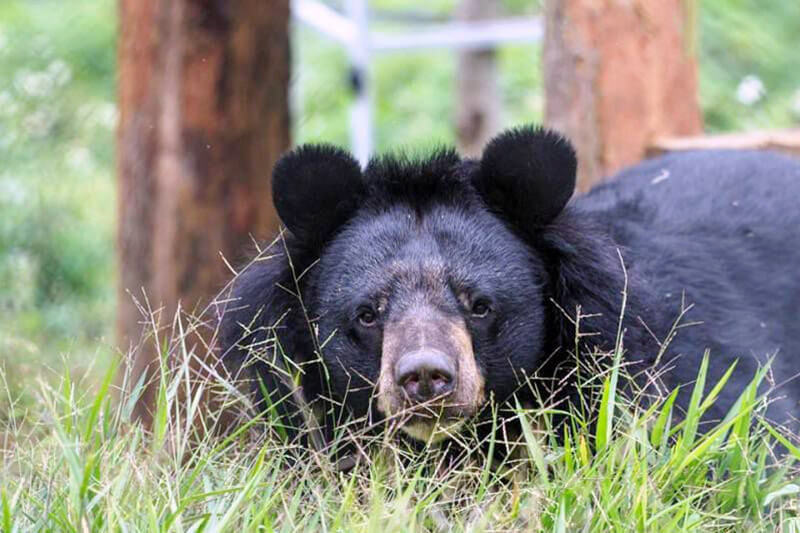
394,349,456,404
377,305,486,440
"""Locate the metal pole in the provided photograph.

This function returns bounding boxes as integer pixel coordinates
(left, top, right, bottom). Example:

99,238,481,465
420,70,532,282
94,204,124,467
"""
346,0,373,166
292,0,542,165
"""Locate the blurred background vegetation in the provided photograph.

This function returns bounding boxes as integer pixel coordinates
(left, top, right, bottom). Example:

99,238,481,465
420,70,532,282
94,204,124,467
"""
1,0,799,410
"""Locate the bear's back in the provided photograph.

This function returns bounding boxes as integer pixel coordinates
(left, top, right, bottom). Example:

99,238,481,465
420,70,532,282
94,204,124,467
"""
575,150,800,281
575,150,800,422
578,150,800,231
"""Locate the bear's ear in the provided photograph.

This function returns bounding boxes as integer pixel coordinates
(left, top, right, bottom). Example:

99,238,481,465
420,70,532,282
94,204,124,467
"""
272,144,364,248
474,126,577,231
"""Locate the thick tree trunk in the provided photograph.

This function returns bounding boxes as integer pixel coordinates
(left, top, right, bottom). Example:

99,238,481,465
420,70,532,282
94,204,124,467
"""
455,0,501,157
544,0,703,191
117,0,290,424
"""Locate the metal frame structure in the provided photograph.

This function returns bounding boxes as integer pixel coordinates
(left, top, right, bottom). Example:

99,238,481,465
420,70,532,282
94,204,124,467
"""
292,0,543,164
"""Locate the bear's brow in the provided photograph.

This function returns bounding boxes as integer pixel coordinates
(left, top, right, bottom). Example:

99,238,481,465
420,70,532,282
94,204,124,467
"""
324,201,535,299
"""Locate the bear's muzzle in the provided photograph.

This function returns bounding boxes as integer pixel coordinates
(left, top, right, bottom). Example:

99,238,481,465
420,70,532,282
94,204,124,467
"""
377,305,485,441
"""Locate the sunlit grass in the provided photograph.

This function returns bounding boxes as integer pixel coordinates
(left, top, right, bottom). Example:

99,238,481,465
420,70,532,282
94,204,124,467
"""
2,300,799,532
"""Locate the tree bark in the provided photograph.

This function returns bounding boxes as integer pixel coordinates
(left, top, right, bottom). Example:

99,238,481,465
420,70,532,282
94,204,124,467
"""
544,0,703,191
117,0,290,424
455,0,501,157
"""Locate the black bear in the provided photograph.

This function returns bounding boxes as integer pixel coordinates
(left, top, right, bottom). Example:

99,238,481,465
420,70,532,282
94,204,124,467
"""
219,125,800,446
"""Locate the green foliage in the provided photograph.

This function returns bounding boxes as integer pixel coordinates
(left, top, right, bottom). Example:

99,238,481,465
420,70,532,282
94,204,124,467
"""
0,0,117,423
0,0,116,346
699,0,800,131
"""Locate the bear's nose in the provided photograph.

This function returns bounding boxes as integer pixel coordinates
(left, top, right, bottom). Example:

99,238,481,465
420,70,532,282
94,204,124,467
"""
395,350,456,404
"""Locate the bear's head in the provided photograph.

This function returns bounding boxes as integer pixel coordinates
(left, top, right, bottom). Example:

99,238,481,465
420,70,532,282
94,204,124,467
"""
223,126,581,443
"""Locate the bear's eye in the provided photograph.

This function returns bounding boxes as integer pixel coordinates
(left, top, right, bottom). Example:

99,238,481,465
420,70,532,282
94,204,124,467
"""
357,307,377,327
470,299,492,318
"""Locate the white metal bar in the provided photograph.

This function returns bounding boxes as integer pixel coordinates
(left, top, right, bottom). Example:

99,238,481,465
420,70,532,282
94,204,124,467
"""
291,1,542,53
292,0,356,46
347,0,373,166
290,0,543,164
371,17,543,53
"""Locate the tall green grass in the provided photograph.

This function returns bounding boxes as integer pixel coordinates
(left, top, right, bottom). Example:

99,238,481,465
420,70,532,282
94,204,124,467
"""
2,303,799,532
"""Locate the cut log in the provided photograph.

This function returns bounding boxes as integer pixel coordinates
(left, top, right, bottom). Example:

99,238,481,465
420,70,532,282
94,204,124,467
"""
649,129,800,158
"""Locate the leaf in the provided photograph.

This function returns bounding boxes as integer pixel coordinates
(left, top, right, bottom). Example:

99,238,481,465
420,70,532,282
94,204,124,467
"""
517,398,549,487
651,388,679,449
679,351,710,454
596,342,623,452
764,484,800,506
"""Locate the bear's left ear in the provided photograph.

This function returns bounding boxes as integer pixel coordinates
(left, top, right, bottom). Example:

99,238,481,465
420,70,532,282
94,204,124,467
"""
272,144,365,249
474,125,577,231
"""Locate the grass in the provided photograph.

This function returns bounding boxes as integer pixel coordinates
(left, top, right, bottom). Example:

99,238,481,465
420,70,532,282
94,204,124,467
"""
2,293,800,532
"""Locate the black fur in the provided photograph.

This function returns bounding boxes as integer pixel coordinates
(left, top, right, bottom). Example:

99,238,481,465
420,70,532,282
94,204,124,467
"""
220,125,800,445
477,126,577,229
271,144,364,249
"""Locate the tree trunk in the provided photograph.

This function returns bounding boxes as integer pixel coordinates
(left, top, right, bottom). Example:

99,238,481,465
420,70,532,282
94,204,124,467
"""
455,0,501,157
117,0,290,424
543,0,703,191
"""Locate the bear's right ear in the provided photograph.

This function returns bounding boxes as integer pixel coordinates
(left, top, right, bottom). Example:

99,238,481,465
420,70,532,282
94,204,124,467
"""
474,126,577,232
272,144,365,248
